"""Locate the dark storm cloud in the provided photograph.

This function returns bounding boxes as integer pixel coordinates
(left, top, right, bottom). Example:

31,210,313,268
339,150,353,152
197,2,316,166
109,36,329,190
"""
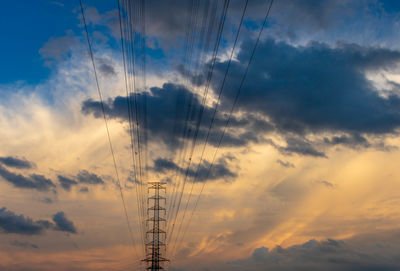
153,156,236,182
278,137,326,158
0,156,34,169
0,165,55,191
189,38,400,155
223,238,400,271
52,212,77,234
81,83,272,149
0,207,77,235
76,170,104,184
82,39,400,156
323,134,371,148
57,171,104,191
154,158,180,172
57,175,78,191
0,207,50,235
266,137,326,157
214,39,400,135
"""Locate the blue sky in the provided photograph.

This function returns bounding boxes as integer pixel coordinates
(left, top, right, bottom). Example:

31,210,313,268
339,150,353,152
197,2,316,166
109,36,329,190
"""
0,0,119,84
1,1,77,84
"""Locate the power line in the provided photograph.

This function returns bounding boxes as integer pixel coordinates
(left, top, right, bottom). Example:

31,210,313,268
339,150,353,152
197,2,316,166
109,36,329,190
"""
167,0,230,248
172,0,250,256
167,0,213,244
166,0,224,240
172,0,275,260
121,0,148,256
169,1,218,215
167,3,219,239
166,0,201,233
79,0,140,260
167,0,226,245
117,0,146,259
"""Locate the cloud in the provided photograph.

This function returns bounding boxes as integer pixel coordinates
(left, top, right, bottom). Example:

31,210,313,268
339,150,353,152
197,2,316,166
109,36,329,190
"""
128,0,196,43
81,83,273,150
76,170,104,185
185,38,400,155
0,207,77,235
57,171,104,191
315,180,335,189
57,175,78,191
84,6,102,25
40,197,54,204
39,31,79,66
276,159,295,168
269,176,307,202
81,6,120,39
215,39,400,136
266,0,358,42
127,173,141,185
10,240,39,249
223,238,400,271
278,137,327,157
0,156,35,169
0,165,55,191
118,0,330,45
272,0,400,46
116,1,266,45
52,212,77,234
79,187,89,193
98,62,116,77
0,207,50,235
153,158,180,172
323,134,371,148
78,15,400,158
153,156,237,182
266,137,326,157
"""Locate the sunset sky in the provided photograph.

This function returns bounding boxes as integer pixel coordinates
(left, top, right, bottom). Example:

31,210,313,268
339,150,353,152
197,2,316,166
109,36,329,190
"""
2,0,400,270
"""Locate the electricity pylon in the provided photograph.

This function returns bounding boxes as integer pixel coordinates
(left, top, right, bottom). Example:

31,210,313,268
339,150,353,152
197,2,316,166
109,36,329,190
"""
143,182,169,270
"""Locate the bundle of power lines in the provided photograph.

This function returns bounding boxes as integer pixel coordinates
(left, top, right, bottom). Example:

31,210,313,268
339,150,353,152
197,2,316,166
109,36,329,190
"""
79,0,273,269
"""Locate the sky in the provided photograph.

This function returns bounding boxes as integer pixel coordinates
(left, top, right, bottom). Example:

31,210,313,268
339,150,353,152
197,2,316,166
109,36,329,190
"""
1,0,400,270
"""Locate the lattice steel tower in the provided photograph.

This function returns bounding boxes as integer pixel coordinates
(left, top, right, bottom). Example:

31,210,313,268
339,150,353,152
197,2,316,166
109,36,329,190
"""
143,182,169,270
